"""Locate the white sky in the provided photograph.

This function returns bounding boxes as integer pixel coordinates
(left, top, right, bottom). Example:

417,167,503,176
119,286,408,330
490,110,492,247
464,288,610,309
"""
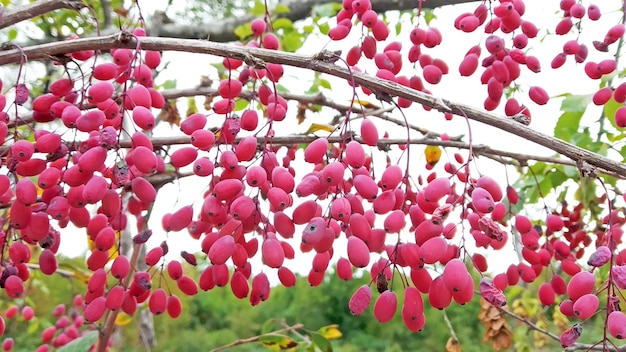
37,0,625,281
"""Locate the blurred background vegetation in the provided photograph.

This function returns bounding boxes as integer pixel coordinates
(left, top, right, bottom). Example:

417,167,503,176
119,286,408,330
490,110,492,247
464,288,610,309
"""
0,254,608,352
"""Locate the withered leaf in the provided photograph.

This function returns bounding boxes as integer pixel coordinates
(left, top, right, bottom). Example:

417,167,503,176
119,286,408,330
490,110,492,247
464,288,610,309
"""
157,100,181,127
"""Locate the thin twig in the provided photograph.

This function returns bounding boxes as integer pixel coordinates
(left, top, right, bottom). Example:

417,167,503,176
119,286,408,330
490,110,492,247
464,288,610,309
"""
160,86,457,139
442,310,459,342
498,305,626,352
97,201,155,352
25,262,78,279
210,323,305,352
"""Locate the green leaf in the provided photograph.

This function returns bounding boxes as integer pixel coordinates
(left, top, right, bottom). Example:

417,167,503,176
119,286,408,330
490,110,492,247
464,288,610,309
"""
7,28,17,41
558,93,592,113
258,334,298,350
303,25,315,33
603,96,622,130
318,21,330,35
159,79,177,90
319,79,332,90
505,285,524,301
26,319,39,334
606,131,626,142
538,175,553,197
57,331,98,352
250,0,266,15
570,129,596,153
306,331,332,352
275,84,289,94
395,22,402,36
234,99,249,111
548,167,567,190
210,62,226,77
281,31,303,52
563,165,578,178
313,3,342,17
423,9,436,25
274,4,290,14
261,319,280,334
273,18,293,30
234,23,253,40
554,111,584,142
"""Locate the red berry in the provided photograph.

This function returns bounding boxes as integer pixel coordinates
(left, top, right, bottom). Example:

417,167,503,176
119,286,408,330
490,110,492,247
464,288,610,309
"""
84,296,106,322
373,290,397,323
250,19,266,36
567,271,595,301
608,311,626,339
593,87,612,105
167,295,183,318
573,293,599,319
615,106,626,128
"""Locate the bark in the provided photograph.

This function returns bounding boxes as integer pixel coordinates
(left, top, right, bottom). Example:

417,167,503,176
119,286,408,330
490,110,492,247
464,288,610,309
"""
150,0,478,42
0,0,87,31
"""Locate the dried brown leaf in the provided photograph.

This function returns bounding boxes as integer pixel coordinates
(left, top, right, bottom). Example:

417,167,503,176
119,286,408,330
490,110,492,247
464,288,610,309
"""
445,337,461,352
492,329,513,350
491,318,506,330
157,101,181,127
297,103,308,125
204,96,214,111
113,7,129,17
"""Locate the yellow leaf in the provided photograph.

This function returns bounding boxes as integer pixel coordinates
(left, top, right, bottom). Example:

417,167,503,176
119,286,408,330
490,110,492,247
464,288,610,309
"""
115,312,132,326
304,123,336,134
318,324,342,340
87,232,119,263
446,337,461,352
352,99,380,109
424,145,442,166
87,236,95,252
258,334,298,350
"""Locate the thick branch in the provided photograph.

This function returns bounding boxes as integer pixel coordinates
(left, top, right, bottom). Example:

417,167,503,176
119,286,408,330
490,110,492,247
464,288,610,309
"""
152,0,477,42
0,0,87,31
118,135,625,179
0,35,623,177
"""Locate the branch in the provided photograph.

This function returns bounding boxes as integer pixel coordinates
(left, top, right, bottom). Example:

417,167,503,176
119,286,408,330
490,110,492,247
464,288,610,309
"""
210,323,305,352
97,199,156,352
0,0,88,31
498,306,626,352
100,0,112,29
151,0,478,42
116,135,625,179
0,34,623,177
160,86,455,139
25,262,78,279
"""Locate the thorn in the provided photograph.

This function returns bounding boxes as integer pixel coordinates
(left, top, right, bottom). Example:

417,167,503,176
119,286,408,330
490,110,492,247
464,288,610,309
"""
576,159,597,178
511,114,531,126
436,97,451,111
313,50,341,63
